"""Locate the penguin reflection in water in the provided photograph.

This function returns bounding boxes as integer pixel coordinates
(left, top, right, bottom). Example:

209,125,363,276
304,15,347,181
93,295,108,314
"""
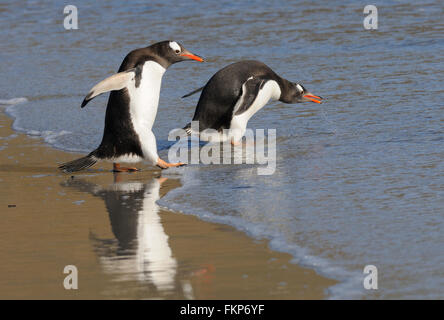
182,60,323,144
63,175,214,297
59,41,204,173
62,175,179,292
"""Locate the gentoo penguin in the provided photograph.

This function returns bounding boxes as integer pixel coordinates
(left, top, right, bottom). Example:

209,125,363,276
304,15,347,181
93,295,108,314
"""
182,60,322,143
59,40,204,173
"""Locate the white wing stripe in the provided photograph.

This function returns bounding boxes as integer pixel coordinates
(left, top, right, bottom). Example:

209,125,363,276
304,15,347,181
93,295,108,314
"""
85,69,135,101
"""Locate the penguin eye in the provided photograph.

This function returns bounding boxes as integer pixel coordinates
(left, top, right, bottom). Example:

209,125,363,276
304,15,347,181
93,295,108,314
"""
169,41,181,54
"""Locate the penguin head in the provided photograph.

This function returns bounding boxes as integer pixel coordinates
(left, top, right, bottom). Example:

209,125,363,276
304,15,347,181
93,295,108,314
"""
285,83,323,104
150,40,204,66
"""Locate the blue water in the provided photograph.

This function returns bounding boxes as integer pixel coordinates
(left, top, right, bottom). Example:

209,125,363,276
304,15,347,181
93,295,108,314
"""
1,0,443,298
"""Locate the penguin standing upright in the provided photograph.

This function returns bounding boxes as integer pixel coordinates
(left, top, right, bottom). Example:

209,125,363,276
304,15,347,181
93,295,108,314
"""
59,40,204,173
182,60,322,144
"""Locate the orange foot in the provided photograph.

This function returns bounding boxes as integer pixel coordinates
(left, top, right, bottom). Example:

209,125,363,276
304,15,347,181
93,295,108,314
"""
157,177,168,185
113,163,139,172
156,158,185,169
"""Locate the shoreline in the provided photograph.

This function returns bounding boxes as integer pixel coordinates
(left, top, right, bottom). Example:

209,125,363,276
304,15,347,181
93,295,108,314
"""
0,107,336,299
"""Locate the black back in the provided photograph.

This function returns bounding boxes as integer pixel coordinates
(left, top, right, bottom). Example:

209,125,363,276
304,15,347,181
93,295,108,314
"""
190,60,290,131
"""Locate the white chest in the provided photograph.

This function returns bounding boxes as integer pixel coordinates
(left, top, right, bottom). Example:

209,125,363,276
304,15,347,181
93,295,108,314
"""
230,80,281,135
127,61,166,131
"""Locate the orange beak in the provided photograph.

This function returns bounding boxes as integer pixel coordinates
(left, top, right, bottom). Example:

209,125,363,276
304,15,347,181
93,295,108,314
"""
303,93,323,104
180,50,204,62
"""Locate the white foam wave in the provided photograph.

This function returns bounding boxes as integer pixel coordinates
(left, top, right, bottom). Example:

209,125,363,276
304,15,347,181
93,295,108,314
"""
158,190,364,299
0,97,28,105
23,129,72,146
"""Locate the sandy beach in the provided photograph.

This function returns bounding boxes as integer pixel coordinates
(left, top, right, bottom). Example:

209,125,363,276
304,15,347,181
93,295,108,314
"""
0,110,335,299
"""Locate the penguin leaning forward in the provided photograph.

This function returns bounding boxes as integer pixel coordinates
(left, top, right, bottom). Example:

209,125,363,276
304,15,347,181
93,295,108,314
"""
181,60,323,144
59,40,204,173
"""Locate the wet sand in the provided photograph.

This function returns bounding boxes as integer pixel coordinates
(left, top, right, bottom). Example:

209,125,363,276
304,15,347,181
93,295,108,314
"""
0,111,336,299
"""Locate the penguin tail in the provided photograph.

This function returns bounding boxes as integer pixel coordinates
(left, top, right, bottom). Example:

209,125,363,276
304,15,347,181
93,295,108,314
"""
181,86,204,98
183,123,192,136
58,153,97,173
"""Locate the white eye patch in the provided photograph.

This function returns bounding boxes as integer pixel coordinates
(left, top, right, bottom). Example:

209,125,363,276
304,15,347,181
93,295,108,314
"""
296,84,304,93
169,41,181,53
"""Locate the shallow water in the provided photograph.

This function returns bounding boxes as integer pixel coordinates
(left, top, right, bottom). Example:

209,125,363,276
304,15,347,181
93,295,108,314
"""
1,0,443,298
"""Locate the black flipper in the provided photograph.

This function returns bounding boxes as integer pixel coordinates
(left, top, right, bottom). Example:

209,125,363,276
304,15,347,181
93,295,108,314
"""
81,92,94,108
181,86,205,98
233,77,266,116
59,153,97,173
80,68,136,108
